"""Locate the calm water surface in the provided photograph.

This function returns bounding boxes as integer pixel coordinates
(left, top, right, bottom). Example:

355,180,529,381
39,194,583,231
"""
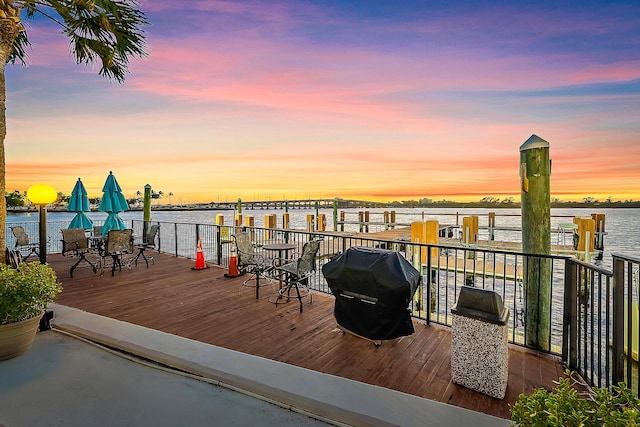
7,206,639,267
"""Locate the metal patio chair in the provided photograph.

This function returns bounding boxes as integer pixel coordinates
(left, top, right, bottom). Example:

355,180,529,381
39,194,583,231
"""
101,229,134,276
132,224,160,267
272,239,321,312
61,228,98,277
10,226,39,261
235,231,272,297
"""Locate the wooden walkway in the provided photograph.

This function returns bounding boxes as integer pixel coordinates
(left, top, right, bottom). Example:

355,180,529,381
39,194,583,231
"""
47,251,566,420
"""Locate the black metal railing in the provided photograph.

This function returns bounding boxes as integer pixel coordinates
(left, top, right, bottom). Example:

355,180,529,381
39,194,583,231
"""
6,219,638,395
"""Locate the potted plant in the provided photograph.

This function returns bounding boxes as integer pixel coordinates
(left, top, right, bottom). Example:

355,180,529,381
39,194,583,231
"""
0,261,62,360
511,370,640,426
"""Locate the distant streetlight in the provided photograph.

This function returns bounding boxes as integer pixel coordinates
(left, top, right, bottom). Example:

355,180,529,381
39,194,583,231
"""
27,184,57,264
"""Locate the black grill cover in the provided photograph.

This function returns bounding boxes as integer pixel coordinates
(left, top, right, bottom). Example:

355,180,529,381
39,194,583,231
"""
322,247,421,341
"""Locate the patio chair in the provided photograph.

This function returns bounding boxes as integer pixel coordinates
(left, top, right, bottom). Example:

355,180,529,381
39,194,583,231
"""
235,231,272,297
5,248,22,268
272,239,321,312
61,228,97,277
10,226,39,261
132,224,160,268
101,229,134,276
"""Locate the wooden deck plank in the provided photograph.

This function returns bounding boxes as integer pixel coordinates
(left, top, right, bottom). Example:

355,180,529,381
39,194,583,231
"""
47,251,565,421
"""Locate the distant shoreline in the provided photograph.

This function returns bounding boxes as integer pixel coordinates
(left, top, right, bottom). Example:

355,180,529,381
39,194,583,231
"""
7,200,640,214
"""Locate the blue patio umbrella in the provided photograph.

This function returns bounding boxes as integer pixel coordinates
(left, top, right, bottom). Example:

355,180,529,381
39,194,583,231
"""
98,171,129,235
67,177,94,230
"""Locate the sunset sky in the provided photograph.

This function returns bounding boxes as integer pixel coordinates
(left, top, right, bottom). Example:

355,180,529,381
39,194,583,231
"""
5,1,640,204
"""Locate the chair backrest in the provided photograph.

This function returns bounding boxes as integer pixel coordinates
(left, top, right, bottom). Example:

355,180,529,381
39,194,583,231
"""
234,232,254,267
296,239,321,277
62,228,89,254
146,224,160,246
11,226,30,246
106,229,133,254
6,248,22,267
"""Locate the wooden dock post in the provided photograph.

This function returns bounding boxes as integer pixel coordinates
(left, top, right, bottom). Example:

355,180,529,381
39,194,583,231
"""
317,214,327,231
235,198,243,232
364,211,370,232
333,199,338,232
245,215,254,240
425,220,439,259
461,216,478,246
573,217,595,261
410,220,438,265
306,214,314,232
384,211,389,230
520,134,552,351
488,212,495,241
282,213,290,243
591,213,606,254
264,214,276,239
411,221,426,266
339,211,345,232
390,211,396,229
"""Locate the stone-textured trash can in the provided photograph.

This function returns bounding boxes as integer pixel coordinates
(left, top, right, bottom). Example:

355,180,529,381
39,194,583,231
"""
451,286,510,399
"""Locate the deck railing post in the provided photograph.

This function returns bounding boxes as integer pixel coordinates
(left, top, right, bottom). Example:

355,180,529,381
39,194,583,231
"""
562,258,578,369
174,223,178,257
612,256,625,384
216,225,222,265
425,246,432,325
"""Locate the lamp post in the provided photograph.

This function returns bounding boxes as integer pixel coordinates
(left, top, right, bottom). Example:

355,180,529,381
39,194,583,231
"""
26,184,58,264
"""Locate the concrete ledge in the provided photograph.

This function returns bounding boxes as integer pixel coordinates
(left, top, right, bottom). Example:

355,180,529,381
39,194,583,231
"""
50,303,510,427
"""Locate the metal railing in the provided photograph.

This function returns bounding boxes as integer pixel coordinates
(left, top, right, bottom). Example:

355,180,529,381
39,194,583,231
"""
5,220,638,395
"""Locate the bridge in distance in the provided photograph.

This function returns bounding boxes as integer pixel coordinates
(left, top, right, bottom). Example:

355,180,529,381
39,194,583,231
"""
171,198,390,211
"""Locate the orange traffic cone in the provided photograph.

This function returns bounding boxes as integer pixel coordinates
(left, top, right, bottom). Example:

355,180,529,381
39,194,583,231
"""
192,238,209,270
224,240,242,278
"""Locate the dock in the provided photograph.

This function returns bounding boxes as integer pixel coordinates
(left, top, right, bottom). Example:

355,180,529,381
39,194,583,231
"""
46,251,566,421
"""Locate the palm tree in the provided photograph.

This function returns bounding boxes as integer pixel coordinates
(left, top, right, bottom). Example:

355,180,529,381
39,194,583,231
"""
0,1,147,263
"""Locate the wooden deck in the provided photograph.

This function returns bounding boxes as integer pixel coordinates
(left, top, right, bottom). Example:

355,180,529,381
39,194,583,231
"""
47,251,566,420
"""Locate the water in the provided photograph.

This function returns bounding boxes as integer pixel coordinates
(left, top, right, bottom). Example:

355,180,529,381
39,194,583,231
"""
8,206,638,266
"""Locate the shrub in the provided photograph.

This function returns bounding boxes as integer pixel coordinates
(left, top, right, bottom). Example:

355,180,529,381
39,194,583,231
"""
0,262,62,324
511,370,640,426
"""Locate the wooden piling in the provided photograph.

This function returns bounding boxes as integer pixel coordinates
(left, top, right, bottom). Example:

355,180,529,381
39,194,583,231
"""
573,217,595,257
488,212,495,241
462,216,478,245
235,213,242,233
244,215,254,239
318,214,327,231
520,134,552,351
264,214,276,239
591,213,606,252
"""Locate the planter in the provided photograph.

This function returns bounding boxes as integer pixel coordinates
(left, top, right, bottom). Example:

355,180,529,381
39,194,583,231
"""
0,313,42,361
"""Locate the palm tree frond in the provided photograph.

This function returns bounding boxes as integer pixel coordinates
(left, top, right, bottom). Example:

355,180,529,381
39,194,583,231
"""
17,0,148,83
8,29,31,65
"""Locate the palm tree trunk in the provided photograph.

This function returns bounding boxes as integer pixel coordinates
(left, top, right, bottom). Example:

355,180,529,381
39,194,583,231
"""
0,14,22,264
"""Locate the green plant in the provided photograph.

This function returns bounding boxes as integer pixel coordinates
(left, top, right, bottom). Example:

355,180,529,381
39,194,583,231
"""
511,370,640,426
0,262,62,325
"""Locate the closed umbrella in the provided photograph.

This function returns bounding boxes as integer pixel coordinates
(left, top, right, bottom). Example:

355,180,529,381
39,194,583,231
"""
99,171,129,235
68,178,93,230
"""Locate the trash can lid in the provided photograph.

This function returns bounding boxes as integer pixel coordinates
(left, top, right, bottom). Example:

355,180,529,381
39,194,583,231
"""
451,286,509,325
